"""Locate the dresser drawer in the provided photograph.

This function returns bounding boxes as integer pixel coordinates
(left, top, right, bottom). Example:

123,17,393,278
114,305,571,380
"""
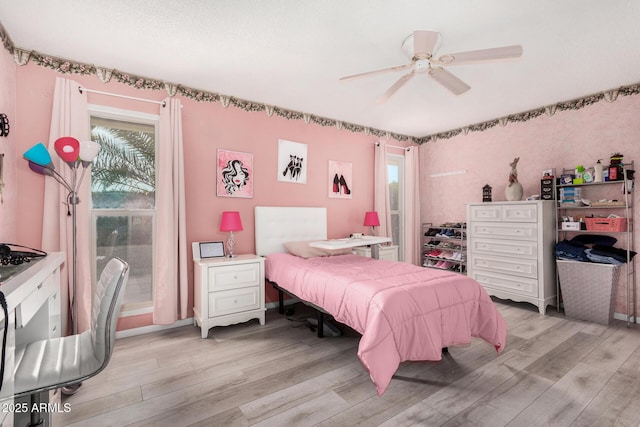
468,204,501,222
469,222,537,241
208,286,261,317
470,253,538,279
502,204,537,222
470,270,538,298
469,238,537,259
208,262,260,292
468,203,537,223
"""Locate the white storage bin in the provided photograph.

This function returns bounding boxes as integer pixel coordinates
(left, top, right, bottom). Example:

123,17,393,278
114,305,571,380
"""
556,260,621,325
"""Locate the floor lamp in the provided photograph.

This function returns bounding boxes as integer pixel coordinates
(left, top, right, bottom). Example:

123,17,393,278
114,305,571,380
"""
23,137,101,395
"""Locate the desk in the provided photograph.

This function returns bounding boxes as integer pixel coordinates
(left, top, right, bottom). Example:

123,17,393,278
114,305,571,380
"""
0,253,64,427
309,236,392,259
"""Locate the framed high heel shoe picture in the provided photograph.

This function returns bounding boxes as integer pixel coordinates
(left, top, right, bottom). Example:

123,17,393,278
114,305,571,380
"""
328,160,352,199
278,139,307,184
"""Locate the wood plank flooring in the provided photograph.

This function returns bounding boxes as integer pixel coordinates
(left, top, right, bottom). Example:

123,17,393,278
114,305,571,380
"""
53,300,640,426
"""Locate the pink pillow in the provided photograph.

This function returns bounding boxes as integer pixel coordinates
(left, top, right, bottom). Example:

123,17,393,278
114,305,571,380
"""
284,241,353,258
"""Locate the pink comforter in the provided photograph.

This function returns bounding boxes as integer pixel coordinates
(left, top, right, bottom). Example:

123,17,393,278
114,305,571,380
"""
265,253,507,395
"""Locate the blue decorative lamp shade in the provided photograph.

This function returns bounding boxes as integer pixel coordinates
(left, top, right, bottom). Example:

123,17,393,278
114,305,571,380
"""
23,142,54,168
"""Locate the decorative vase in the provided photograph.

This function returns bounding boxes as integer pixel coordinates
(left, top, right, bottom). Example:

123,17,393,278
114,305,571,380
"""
505,182,523,201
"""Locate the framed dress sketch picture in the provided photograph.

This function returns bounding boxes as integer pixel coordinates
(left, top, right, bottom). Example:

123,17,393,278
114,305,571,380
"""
217,148,253,198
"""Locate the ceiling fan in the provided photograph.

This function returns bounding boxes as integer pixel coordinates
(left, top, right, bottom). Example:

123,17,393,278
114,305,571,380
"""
339,30,523,103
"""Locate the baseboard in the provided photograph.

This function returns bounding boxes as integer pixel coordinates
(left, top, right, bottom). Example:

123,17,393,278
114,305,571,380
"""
613,312,637,323
116,300,299,339
115,317,194,339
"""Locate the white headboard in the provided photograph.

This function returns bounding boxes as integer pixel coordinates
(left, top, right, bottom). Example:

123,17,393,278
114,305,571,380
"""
255,206,327,256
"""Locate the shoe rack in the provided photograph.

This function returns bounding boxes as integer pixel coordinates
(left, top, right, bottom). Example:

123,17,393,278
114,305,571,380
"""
421,223,467,274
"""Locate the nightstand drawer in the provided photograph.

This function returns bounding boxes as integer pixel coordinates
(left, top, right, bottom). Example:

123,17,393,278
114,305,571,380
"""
208,262,260,292
208,286,261,317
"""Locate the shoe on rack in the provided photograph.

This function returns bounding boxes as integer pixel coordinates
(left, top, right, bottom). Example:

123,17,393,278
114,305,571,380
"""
440,261,452,269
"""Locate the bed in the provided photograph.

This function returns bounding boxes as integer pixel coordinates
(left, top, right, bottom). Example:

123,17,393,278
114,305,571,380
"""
255,206,507,395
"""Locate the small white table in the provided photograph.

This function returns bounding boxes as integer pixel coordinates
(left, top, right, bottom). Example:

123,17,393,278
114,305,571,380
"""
310,236,392,259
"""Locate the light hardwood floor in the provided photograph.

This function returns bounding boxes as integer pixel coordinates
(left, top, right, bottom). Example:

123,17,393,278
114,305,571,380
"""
53,300,640,426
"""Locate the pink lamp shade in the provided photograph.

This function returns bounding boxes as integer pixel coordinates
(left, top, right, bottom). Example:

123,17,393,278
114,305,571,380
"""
219,211,243,232
363,211,380,227
54,136,80,164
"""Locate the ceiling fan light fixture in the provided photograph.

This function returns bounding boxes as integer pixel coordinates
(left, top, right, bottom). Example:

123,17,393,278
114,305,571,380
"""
414,59,431,73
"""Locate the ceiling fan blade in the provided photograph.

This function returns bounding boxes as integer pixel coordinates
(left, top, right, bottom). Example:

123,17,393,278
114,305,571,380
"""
339,63,413,81
376,71,415,103
440,45,523,65
412,30,440,57
429,67,470,95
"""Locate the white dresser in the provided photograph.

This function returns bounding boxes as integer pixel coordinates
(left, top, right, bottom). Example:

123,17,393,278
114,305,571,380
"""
192,244,265,339
467,201,556,314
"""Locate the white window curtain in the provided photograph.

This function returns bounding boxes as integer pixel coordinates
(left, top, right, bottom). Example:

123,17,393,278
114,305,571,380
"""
374,141,392,240
404,147,421,265
153,98,188,324
43,77,92,334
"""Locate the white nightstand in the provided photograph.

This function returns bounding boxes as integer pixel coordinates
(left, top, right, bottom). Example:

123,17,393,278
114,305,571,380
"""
192,248,265,339
352,245,399,262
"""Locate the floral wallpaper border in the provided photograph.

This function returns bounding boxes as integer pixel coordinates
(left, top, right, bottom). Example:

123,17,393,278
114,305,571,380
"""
1,23,638,145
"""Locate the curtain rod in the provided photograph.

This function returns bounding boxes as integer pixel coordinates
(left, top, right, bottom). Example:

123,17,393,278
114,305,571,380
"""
375,141,411,151
78,87,166,107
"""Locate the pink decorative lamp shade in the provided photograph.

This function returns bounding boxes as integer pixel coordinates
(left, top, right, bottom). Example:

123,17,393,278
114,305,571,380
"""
363,211,380,236
220,211,243,257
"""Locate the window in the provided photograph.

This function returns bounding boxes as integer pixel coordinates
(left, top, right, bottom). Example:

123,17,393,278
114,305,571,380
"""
89,106,159,313
388,154,405,261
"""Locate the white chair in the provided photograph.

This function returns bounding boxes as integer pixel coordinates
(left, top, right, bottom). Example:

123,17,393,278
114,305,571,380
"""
12,257,129,426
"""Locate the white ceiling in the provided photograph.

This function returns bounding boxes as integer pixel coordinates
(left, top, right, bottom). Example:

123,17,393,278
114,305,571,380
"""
1,0,639,139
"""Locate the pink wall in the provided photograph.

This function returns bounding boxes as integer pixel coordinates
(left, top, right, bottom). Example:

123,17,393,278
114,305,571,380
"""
420,95,640,316
12,58,409,329
0,47,16,242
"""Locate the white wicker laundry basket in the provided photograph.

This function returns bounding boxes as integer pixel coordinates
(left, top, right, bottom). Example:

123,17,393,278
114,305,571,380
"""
556,260,621,325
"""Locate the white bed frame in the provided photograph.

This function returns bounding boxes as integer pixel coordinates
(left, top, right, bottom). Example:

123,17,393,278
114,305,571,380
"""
255,206,327,256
